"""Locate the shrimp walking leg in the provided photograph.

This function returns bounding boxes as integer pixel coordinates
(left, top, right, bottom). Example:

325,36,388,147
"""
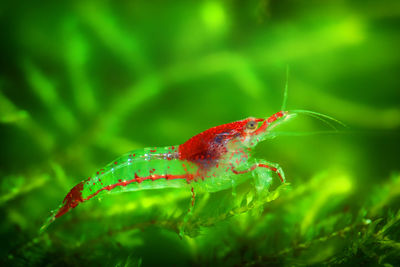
252,166,273,194
255,161,286,183
231,160,286,194
179,187,196,237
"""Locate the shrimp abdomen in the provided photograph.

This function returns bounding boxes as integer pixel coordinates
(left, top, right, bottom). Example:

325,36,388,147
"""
54,146,198,219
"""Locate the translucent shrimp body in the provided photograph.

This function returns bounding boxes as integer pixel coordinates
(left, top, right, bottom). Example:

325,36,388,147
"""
42,110,299,231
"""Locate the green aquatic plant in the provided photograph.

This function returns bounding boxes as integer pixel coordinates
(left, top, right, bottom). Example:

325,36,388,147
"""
1,0,399,266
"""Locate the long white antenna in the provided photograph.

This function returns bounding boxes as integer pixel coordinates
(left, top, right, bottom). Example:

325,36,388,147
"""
281,65,290,111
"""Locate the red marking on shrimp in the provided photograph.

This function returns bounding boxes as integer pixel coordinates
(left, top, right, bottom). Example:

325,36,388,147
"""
231,165,257,174
258,164,284,182
231,163,284,183
263,165,277,172
150,149,156,152
134,173,142,183
253,120,268,135
114,161,118,165
82,173,193,202
55,181,85,218
266,111,285,124
191,187,195,207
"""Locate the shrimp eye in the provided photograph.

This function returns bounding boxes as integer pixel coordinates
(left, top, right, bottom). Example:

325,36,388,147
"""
246,120,257,130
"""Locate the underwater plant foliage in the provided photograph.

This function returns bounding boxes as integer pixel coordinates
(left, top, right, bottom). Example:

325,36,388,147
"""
1,0,400,266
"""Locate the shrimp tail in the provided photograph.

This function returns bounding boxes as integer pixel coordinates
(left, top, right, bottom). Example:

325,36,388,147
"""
40,181,85,233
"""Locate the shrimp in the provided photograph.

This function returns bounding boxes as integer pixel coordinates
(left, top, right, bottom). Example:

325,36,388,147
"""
41,108,342,232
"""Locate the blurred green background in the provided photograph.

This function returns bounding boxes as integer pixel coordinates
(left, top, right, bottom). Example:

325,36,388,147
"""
1,0,400,266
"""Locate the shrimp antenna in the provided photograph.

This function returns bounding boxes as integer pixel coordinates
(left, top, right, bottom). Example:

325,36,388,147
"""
267,130,343,138
289,109,347,131
281,65,290,111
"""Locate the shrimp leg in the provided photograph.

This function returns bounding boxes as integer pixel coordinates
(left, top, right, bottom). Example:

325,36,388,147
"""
179,187,196,237
255,160,286,184
231,160,286,194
